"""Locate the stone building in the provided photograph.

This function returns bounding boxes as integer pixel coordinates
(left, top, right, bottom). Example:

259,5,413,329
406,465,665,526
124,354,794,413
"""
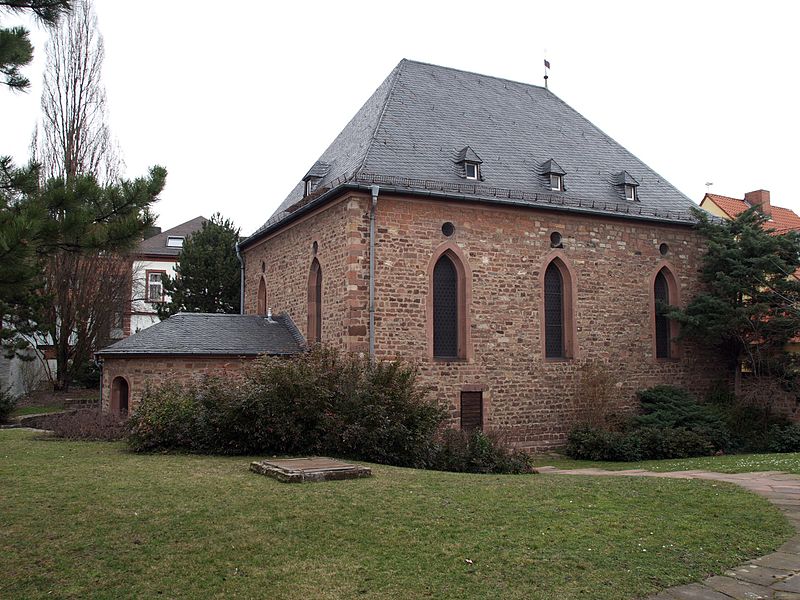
96,312,303,414
236,59,728,451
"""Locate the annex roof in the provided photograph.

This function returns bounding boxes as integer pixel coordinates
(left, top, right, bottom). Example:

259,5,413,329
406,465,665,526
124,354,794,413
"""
245,59,703,245
96,312,305,357
136,216,208,258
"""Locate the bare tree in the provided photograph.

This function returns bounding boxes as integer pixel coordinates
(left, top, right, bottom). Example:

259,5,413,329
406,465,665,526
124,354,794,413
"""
37,0,119,183
42,251,132,390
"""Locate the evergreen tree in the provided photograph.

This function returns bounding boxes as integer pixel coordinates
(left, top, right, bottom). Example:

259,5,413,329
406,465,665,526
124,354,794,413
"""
158,214,241,318
670,207,800,390
0,1,70,91
1,166,167,389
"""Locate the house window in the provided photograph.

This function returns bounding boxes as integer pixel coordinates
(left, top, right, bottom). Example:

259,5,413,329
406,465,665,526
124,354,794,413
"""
465,162,479,180
433,255,459,358
625,184,636,201
307,258,322,344
544,262,564,358
654,270,671,359
166,236,184,248
304,179,315,197
550,173,563,192
460,391,483,431
146,271,165,302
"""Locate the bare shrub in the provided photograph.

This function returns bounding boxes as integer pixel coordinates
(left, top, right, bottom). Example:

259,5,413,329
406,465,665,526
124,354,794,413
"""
575,360,623,429
46,409,126,441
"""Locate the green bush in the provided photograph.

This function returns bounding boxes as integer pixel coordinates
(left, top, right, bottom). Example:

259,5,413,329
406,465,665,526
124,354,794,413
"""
0,387,17,423
129,348,529,473
768,424,800,453
72,361,102,389
430,429,534,474
565,423,716,462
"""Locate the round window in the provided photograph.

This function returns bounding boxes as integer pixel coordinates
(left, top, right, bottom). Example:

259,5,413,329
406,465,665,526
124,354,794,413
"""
550,231,563,248
441,222,455,237
659,243,669,256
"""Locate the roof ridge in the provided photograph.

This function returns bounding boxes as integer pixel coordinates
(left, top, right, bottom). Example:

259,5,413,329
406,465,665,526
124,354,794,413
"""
401,58,548,92
354,60,406,179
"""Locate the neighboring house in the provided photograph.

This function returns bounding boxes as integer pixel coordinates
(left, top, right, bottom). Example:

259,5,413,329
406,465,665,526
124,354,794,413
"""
701,190,800,356
122,216,208,337
700,190,800,234
99,59,729,451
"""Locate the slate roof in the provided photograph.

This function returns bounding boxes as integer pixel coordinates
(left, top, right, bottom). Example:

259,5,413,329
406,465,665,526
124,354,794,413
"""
244,59,703,245
137,216,208,258
701,193,800,234
96,312,305,357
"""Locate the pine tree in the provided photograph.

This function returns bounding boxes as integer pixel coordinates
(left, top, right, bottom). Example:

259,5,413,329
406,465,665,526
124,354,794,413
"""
670,207,800,391
0,1,70,91
158,214,241,318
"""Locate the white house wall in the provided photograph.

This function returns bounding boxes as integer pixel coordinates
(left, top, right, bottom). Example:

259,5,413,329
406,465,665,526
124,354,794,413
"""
130,258,177,334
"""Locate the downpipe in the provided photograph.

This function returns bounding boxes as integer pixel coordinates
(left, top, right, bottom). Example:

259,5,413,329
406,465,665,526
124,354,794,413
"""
369,185,380,358
235,241,245,314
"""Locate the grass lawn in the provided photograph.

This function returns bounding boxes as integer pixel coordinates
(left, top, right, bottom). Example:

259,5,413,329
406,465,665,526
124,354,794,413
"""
0,429,793,600
534,452,800,475
10,405,65,417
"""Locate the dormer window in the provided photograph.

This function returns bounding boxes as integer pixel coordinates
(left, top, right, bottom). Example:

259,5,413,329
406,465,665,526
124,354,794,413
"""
302,161,331,198
541,158,566,192
455,146,483,180
166,236,184,248
615,171,640,201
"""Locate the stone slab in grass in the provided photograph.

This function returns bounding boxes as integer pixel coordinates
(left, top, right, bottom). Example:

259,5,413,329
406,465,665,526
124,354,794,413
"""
250,457,372,483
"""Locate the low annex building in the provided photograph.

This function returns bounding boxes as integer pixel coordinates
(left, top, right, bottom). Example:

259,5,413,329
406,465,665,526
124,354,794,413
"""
236,59,729,451
96,312,304,414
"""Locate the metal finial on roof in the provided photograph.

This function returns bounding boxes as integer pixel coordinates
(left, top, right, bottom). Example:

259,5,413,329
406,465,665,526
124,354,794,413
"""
543,55,550,90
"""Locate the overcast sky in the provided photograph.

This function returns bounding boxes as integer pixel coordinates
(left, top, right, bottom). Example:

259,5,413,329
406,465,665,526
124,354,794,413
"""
2,0,799,234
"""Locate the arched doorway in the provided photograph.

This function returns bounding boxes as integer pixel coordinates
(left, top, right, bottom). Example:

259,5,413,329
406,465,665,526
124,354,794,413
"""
111,376,129,416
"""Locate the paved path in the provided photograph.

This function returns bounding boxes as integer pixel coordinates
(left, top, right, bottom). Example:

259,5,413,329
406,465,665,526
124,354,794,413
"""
538,466,800,599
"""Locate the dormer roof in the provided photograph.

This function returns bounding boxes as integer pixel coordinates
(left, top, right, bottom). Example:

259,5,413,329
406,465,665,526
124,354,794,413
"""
302,161,331,181
541,158,566,176
454,146,483,164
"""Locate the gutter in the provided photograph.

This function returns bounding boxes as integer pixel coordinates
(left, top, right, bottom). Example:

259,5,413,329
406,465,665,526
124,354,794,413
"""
235,241,244,314
369,185,380,358
239,181,697,251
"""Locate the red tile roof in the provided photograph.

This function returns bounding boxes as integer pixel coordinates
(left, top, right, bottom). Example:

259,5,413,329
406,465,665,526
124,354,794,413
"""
701,193,800,234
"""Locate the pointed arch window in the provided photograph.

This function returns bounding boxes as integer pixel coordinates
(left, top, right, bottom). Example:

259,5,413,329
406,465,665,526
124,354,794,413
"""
257,277,267,315
308,259,322,344
544,263,564,358
542,256,575,360
433,254,459,358
654,269,674,359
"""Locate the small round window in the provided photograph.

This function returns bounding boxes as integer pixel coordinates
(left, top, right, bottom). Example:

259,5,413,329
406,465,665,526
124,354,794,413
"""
442,222,455,237
659,243,669,256
550,231,563,248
